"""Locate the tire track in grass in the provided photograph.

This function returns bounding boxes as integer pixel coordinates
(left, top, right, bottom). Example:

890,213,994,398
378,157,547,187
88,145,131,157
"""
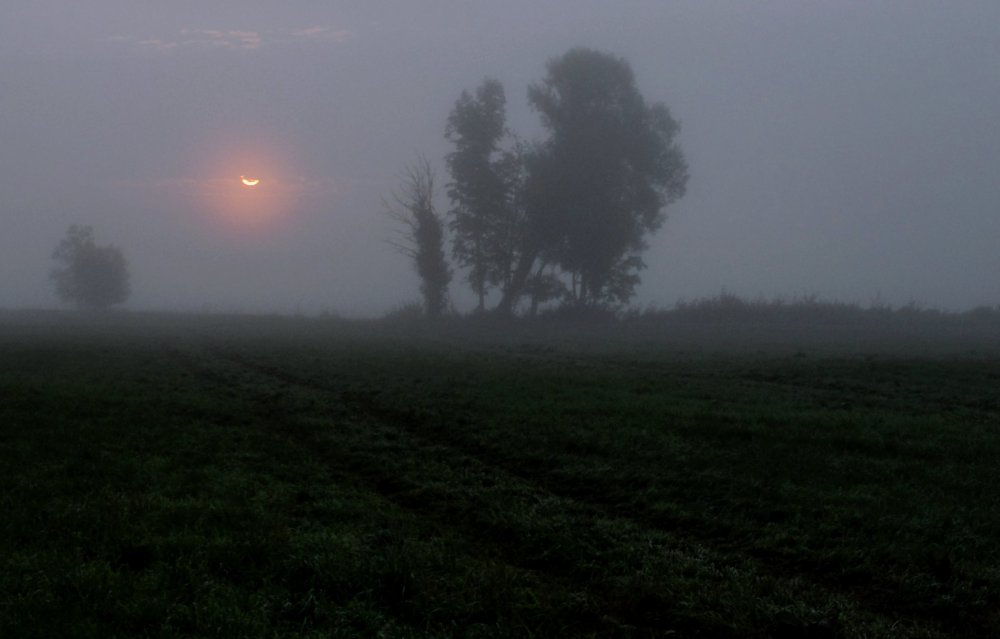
315,352,1000,638
221,348,944,635
205,346,958,638
332,386,967,638
348,382,999,639
167,346,628,636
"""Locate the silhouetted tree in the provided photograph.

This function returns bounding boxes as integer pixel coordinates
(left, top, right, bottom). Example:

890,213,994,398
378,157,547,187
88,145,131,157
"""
385,158,451,317
519,48,689,308
50,225,130,309
445,78,527,312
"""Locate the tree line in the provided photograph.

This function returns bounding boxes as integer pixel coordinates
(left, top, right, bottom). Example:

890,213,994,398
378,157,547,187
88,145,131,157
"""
47,47,687,316
391,47,689,317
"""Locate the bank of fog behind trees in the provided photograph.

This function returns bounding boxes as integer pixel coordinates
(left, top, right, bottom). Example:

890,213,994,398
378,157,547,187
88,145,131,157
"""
389,47,689,317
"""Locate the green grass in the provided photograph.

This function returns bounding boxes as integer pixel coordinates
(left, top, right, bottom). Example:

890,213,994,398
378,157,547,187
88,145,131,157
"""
1,311,999,637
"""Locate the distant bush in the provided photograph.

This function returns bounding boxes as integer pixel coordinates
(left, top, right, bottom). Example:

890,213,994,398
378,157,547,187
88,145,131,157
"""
963,305,1000,323
384,292,1000,339
534,304,620,325
380,301,427,323
623,292,983,330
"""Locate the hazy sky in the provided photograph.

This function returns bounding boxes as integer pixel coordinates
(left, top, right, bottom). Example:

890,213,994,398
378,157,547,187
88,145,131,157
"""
2,1,999,314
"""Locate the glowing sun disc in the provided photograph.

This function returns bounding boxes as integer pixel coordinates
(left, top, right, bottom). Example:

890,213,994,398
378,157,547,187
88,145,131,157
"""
240,176,260,186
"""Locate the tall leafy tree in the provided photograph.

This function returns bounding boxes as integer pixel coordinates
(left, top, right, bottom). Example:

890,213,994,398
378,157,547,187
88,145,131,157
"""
445,78,524,312
524,47,688,307
385,158,452,317
50,225,130,309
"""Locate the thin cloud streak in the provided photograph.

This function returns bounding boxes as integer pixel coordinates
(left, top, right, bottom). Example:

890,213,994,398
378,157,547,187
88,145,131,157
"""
110,25,354,53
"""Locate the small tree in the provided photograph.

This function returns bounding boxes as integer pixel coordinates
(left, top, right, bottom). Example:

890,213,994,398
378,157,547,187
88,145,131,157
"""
385,158,452,317
50,225,130,309
445,78,527,313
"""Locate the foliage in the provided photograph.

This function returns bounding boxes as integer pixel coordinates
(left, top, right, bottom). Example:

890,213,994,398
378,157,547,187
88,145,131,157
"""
444,78,527,312
524,48,688,307
379,300,426,323
655,292,955,326
522,265,568,316
445,49,688,314
385,158,452,317
50,225,130,309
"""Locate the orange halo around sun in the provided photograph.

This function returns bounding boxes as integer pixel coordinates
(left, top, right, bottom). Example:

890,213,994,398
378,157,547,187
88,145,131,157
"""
189,133,304,233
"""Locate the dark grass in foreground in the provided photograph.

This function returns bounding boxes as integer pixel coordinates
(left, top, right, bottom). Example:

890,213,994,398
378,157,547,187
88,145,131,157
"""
1,311,999,637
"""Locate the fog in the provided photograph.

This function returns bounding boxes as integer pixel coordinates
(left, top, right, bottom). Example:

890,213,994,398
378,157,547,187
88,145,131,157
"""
2,1,999,316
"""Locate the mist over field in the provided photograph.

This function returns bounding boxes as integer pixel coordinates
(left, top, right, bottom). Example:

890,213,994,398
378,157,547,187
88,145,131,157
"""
6,5,1000,636
2,1,999,316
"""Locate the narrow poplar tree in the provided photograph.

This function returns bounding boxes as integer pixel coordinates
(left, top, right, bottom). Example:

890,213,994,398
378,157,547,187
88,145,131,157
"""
385,158,451,317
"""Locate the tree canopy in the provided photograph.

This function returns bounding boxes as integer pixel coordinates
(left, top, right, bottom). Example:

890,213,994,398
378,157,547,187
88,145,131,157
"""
444,48,688,314
525,48,688,307
445,78,525,312
50,225,130,310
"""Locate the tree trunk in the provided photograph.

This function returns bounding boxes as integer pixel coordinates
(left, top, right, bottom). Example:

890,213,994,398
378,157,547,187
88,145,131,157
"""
495,246,537,316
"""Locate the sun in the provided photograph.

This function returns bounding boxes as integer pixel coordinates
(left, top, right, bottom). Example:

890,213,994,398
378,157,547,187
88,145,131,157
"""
240,176,260,186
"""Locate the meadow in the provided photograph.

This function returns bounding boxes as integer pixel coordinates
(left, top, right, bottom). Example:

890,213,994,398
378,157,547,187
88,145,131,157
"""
1,309,999,637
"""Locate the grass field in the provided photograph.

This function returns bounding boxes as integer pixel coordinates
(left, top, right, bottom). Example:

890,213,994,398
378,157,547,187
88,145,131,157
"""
1,310,999,637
